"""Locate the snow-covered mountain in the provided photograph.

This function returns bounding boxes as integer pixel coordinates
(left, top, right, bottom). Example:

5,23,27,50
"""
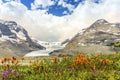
64,19,120,54
0,20,45,58
50,19,120,56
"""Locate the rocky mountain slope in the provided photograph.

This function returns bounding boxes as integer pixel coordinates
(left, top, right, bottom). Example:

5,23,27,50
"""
51,19,120,56
63,19,120,54
0,20,45,58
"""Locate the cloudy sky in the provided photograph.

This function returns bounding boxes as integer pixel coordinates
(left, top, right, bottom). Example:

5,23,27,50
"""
0,0,120,42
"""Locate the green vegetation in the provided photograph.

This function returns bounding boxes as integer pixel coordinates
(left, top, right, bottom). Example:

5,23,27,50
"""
1,53,120,80
111,41,120,49
114,41,120,47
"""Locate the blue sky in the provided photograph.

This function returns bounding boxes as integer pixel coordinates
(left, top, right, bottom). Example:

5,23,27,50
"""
20,0,102,16
0,0,120,41
2,0,86,16
20,0,83,16
21,0,34,10
0,0,103,17
20,0,84,16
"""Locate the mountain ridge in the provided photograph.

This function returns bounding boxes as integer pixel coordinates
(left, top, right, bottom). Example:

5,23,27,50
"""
0,20,45,58
50,19,120,56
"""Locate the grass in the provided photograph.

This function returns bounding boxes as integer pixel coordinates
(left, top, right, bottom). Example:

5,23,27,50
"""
0,53,120,80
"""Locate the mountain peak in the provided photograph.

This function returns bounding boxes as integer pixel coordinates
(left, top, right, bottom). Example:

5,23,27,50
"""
62,19,120,55
0,20,45,58
95,19,108,24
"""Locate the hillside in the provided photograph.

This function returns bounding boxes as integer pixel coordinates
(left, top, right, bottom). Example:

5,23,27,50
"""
0,20,45,58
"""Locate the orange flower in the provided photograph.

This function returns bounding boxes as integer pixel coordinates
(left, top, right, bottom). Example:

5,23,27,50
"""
7,58,10,61
3,57,8,62
3,65,7,69
97,53,101,56
77,54,81,58
3,64,10,69
91,59,95,62
71,64,75,67
64,56,69,59
105,59,111,63
52,56,58,62
93,63,96,69
99,59,103,63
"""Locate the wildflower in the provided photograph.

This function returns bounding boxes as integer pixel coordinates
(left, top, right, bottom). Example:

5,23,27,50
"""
67,63,76,70
67,65,73,69
7,58,10,61
52,56,58,62
3,70,12,78
7,70,12,74
97,53,101,56
78,54,81,58
71,64,76,67
13,70,17,75
105,59,111,63
99,59,103,63
64,56,69,59
93,70,96,76
12,56,16,61
3,65,7,69
91,58,95,62
3,70,8,78
3,57,8,62
93,63,96,69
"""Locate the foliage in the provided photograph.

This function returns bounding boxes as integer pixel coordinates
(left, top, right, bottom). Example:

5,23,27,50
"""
0,53,120,80
111,41,120,49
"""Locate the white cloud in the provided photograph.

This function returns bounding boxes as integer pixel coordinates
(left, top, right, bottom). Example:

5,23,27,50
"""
0,1,27,17
74,0,79,2
3,0,11,1
63,11,68,15
3,0,21,3
0,0,3,4
31,0,56,9
0,0,120,42
58,0,75,11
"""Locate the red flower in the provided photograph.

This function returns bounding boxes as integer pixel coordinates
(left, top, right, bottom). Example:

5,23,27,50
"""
12,56,16,61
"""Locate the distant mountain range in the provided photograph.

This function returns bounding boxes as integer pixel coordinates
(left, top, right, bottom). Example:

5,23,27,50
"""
51,19,120,56
1,19,120,57
0,20,45,58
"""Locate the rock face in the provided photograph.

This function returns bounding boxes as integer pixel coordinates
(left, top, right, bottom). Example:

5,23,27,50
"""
0,20,45,58
63,19,120,55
